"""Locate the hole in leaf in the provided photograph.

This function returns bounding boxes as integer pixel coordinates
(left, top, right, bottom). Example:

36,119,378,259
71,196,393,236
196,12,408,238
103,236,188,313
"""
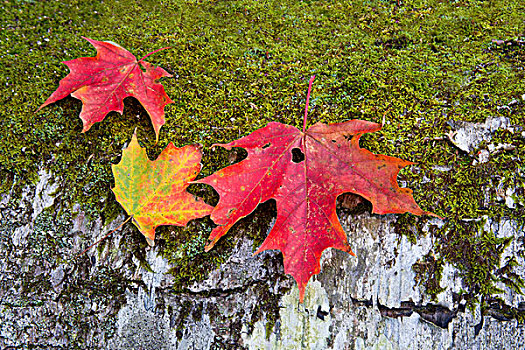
292,147,304,163
224,148,247,164
336,193,372,214
292,148,305,163
262,143,271,149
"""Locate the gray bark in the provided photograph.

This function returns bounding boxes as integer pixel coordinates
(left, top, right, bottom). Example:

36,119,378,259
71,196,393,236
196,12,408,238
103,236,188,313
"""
1,119,524,349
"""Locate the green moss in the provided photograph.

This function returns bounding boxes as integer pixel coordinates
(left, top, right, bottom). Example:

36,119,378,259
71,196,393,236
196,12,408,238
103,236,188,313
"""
174,300,193,340
156,217,237,291
0,200,128,347
484,296,525,324
2,0,524,324
249,285,283,341
412,252,445,301
393,214,423,245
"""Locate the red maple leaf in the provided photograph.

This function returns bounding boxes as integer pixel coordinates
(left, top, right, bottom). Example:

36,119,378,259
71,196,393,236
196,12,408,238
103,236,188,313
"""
38,37,173,141
197,77,434,301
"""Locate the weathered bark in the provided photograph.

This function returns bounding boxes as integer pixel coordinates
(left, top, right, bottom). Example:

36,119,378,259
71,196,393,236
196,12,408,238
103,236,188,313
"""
1,155,524,349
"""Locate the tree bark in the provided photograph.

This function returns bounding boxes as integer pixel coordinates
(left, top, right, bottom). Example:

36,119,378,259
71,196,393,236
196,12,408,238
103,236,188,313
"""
1,163,524,349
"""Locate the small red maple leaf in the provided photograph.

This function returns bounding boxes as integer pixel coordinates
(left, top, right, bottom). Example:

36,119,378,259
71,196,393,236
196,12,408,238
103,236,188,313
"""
38,37,174,141
197,77,434,302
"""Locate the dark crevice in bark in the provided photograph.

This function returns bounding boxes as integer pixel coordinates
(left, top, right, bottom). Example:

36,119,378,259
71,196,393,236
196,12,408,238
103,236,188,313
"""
377,300,456,328
350,296,373,307
349,296,525,331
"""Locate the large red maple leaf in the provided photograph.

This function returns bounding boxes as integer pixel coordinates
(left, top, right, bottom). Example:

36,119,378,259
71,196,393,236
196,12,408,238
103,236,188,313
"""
197,77,433,301
38,37,173,141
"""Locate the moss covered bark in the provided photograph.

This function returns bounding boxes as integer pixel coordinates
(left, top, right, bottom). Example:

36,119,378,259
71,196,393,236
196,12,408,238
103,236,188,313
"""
1,0,525,347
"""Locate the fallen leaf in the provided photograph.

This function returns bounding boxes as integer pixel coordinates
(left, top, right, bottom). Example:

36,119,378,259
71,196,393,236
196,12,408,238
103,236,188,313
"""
112,133,213,246
38,37,173,141
197,78,433,301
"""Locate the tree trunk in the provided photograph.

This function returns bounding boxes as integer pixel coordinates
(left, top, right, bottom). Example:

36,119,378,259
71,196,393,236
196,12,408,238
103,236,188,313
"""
1,165,524,349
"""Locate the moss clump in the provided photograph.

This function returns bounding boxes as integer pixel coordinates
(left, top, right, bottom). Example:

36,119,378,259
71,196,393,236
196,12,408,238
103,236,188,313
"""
484,296,525,324
412,252,446,301
157,217,236,291
0,201,128,348
173,300,193,340
393,214,424,245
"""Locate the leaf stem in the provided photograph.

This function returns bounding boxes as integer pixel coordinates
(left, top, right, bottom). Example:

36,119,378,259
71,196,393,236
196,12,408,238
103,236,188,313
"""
303,75,316,133
139,47,172,62
75,216,132,258
381,103,392,126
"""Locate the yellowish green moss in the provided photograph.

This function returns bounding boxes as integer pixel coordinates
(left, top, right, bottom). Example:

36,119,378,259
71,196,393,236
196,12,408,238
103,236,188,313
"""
412,252,446,301
1,0,524,326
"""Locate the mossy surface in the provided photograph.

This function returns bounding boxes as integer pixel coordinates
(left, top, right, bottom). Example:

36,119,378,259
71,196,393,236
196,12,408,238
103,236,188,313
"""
1,0,525,334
